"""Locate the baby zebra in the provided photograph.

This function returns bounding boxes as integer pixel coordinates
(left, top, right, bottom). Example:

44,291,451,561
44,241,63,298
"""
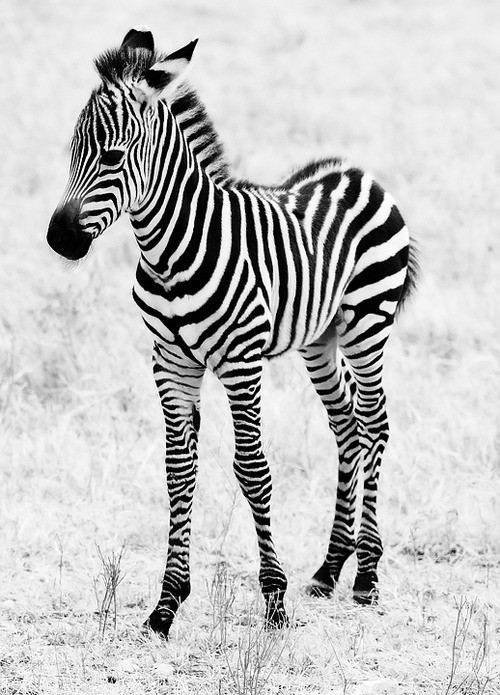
47,27,418,639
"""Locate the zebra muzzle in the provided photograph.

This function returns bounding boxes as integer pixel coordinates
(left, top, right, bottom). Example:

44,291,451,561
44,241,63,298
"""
47,199,93,261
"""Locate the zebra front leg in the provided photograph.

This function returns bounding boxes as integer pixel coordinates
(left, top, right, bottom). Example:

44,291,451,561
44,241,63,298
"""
145,343,205,639
220,361,289,628
300,343,360,596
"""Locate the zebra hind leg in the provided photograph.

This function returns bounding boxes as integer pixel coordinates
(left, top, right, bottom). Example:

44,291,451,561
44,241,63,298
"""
344,345,389,606
339,298,396,605
300,341,361,597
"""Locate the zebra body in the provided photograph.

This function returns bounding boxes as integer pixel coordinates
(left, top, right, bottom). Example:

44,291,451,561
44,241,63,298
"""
47,28,417,638
133,157,408,367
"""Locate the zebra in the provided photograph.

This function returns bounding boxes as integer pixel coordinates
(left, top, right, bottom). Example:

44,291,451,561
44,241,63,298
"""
47,27,418,639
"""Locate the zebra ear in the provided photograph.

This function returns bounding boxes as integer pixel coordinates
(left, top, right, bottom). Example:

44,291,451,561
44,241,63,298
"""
134,38,198,102
121,26,155,52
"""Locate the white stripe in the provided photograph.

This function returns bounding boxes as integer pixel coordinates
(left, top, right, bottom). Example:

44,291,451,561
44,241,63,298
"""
342,267,407,305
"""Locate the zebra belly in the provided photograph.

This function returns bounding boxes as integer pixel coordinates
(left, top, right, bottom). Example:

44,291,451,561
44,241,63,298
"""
260,232,349,357
262,292,342,357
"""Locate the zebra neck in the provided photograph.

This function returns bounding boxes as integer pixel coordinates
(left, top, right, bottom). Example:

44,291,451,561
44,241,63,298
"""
130,110,223,286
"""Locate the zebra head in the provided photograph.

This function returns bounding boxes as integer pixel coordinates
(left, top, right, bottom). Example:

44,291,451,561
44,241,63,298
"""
47,27,197,260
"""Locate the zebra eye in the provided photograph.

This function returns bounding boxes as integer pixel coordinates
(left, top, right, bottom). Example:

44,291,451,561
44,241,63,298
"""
100,149,124,166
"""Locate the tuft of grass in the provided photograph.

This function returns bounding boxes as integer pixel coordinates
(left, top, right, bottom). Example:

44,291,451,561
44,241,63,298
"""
223,595,292,695
92,543,127,637
443,597,498,695
207,561,237,648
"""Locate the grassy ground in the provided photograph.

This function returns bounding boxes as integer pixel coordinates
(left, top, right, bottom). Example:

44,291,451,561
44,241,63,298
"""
1,0,500,693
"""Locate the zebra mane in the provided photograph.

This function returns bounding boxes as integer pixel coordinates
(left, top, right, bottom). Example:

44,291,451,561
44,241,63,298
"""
94,47,231,185
170,82,232,186
95,46,163,84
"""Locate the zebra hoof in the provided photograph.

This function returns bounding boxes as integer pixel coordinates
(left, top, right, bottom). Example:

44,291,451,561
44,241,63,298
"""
352,571,379,606
306,564,336,597
306,579,334,598
353,589,379,606
143,608,175,639
265,609,289,630
264,591,289,629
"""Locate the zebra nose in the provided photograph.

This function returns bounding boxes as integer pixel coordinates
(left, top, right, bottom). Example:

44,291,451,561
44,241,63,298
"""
47,200,93,260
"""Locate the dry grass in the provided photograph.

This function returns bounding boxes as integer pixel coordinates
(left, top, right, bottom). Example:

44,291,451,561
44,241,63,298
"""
1,0,499,693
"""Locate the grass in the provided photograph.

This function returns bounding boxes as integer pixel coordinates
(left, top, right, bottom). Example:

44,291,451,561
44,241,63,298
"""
1,0,500,692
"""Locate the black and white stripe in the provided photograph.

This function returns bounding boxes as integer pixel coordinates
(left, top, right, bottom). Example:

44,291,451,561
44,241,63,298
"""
47,27,418,638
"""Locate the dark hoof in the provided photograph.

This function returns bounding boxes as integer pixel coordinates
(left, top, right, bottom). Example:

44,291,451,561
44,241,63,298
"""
264,591,289,630
306,579,334,598
143,608,175,639
353,588,379,605
306,564,336,597
265,610,289,630
353,571,379,606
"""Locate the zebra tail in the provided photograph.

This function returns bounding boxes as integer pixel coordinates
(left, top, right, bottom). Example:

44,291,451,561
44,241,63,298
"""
396,235,420,316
